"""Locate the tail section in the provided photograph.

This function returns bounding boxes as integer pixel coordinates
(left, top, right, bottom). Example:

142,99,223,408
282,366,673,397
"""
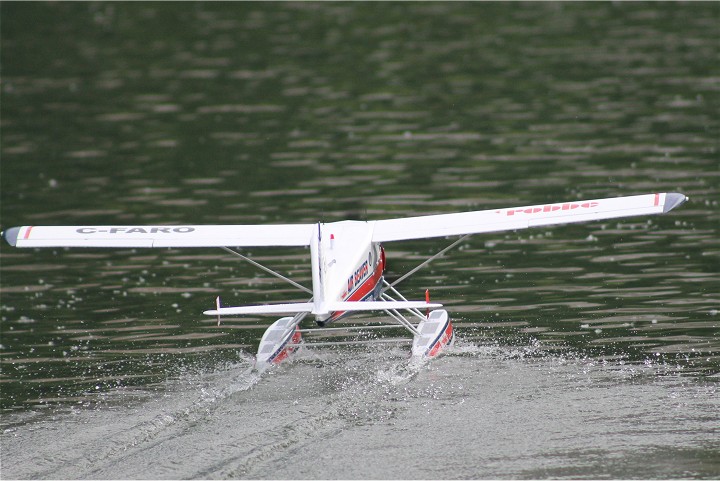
310,222,326,315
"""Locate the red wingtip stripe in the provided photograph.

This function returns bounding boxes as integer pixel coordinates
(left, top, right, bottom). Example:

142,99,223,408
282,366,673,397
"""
654,193,660,207
23,226,34,240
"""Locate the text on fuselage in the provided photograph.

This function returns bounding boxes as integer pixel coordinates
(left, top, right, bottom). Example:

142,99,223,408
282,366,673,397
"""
347,260,370,292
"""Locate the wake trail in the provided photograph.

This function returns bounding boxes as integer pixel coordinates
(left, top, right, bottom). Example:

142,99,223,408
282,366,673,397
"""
10,360,260,480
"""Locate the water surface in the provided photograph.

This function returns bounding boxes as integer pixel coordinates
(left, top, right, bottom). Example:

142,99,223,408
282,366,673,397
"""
1,2,718,479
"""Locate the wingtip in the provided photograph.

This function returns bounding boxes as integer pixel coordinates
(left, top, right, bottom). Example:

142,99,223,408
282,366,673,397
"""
1,226,22,247
664,193,688,214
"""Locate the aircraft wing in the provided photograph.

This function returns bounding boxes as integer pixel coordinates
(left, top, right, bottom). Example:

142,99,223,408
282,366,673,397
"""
2,193,687,248
2,224,316,248
371,192,688,242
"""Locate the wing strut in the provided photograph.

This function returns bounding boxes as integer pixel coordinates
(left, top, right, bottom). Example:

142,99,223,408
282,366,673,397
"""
382,234,471,293
220,247,313,295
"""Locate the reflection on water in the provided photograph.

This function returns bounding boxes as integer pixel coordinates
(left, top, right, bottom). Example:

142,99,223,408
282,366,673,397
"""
1,2,718,419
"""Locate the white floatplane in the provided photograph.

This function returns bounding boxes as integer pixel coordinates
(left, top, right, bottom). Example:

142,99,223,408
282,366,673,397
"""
2,192,687,370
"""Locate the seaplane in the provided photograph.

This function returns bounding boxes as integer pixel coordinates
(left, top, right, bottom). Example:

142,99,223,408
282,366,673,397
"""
2,192,687,370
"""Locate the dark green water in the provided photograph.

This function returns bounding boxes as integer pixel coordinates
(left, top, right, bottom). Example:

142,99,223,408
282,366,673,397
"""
1,2,718,479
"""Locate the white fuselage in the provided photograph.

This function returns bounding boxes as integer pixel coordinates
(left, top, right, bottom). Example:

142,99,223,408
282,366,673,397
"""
310,222,385,325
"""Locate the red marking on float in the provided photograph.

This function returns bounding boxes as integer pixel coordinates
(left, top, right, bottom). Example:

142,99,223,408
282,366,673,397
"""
271,327,302,364
428,321,453,358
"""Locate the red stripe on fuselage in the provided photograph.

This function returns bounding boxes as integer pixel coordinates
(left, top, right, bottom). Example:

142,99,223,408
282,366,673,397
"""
327,257,385,323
